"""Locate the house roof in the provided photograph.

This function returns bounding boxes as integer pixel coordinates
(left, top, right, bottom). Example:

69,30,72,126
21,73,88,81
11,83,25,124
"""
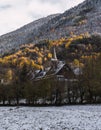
34,60,75,80
55,61,66,74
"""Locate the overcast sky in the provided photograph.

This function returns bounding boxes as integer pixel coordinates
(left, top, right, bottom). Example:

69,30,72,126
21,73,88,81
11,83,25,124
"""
0,0,85,36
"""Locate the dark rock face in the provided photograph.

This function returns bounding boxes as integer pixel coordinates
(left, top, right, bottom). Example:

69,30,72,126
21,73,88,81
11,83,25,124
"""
0,0,101,55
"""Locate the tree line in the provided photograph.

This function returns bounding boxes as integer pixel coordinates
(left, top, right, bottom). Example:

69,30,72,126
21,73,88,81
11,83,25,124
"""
0,34,101,106
0,54,101,106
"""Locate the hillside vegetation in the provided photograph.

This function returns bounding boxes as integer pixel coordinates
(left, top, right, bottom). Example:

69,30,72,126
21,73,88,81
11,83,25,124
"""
0,34,101,105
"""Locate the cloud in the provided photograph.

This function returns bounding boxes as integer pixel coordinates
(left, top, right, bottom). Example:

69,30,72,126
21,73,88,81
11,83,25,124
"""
0,0,85,36
28,0,63,18
0,5,11,10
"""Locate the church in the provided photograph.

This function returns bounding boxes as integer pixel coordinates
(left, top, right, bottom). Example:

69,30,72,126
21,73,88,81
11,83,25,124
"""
33,47,77,82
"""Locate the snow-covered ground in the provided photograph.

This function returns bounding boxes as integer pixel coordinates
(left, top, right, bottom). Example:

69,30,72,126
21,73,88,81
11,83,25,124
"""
0,105,101,130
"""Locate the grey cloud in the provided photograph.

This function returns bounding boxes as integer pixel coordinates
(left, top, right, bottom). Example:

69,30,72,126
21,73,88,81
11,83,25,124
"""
0,5,11,10
39,0,61,4
0,0,84,35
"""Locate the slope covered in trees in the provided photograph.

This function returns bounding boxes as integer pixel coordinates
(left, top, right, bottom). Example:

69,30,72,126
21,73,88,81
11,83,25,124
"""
0,34,101,105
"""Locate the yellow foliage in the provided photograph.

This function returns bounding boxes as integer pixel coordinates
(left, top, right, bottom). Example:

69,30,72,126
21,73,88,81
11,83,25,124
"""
79,20,87,25
18,57,31,68
44,57,47,61
65,33,90,48
0,58,3,63
73,59,84,67
49,38,65,47
6,69,13,80
37,57,43,65
73,59,80,66
12,58,17,65
38,52,43,57
48,53,52,58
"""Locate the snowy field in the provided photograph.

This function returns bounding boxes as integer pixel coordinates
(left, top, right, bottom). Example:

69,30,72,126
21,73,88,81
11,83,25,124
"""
0,105,101,130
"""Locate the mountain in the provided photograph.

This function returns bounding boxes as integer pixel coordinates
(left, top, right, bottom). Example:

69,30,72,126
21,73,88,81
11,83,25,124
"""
0,0,101,55
0,14,60,55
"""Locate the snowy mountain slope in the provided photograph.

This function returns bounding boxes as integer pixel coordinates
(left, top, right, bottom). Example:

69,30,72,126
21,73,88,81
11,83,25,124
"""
0,0,101,55
0,14,59,55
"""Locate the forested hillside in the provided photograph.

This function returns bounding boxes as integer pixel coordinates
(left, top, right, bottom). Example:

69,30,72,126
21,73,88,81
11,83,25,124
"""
0,33,101,105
